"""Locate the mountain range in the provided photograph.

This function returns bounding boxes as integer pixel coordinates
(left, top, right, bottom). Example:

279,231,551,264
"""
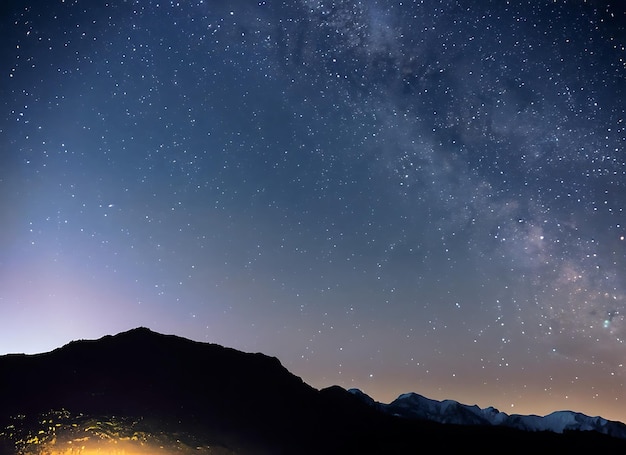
348,388,626,439
1,327,625,454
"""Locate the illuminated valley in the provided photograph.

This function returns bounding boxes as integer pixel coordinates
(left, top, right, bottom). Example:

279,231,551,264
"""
1,410,233,455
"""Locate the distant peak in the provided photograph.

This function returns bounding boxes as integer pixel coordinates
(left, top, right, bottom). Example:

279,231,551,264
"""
111,327,165,339
123,327,155,335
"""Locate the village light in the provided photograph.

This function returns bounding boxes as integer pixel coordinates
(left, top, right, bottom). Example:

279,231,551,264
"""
3,411,212,455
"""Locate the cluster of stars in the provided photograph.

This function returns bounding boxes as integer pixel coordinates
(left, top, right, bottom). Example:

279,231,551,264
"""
1,0,625,423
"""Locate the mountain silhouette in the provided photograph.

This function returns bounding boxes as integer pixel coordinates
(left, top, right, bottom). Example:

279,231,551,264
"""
348,388,626,439
1,327,625,454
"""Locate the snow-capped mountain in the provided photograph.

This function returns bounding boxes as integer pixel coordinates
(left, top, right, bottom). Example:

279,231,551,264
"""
348,389,626,439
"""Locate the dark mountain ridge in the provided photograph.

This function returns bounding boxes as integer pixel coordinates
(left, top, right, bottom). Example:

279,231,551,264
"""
1,327,625,454
348,388,626,439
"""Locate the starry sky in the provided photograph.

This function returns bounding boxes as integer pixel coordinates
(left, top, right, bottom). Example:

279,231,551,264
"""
2,0,626,422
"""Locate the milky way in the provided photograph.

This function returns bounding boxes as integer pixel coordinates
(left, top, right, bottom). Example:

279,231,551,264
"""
1,1,625,422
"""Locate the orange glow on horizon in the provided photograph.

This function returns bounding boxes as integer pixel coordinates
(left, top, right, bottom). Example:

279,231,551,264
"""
7,412,216,455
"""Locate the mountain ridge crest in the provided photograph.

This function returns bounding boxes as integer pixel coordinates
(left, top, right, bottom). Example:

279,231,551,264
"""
347,388,626,439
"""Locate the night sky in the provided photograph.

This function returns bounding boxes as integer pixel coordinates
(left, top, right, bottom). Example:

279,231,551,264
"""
2,0,626,422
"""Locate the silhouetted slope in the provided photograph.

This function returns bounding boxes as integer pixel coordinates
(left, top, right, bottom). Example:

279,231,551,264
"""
1,327,323,452
1,327,626,454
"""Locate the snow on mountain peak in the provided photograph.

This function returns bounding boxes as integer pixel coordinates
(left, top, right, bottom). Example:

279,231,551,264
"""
349,390,626,439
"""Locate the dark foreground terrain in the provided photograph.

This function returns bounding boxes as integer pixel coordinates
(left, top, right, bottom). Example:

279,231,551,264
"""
1,328,625,454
